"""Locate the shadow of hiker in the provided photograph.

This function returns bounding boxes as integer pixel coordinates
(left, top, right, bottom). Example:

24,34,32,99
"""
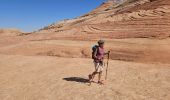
63,77,89,84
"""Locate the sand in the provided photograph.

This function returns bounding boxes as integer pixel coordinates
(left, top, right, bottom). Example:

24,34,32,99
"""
0,54,170,100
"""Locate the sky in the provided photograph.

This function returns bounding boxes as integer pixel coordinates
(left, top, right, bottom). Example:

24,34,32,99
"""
0,0,105,32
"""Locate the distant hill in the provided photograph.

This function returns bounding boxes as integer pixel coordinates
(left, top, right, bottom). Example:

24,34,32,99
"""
37,0,170,39
0,29,22,36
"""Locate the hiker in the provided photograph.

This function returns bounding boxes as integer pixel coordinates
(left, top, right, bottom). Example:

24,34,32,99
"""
89,40,110,85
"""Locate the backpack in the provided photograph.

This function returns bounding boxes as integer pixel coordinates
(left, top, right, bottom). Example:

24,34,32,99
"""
92,45,99,59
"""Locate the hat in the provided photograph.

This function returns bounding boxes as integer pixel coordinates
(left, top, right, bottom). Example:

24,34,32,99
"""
98,40,105,44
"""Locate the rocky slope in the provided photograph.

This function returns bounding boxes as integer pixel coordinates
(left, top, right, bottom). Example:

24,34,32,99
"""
0,0,170,64
38,0,170,39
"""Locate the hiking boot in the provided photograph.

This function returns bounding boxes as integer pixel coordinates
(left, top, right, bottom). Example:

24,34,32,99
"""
88,74,93,82
98,80,104,85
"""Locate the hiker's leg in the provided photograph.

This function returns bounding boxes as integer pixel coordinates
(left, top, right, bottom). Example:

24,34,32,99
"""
98,62,104,82
98,71,102,82
89,62,100,82
89,71,97,81
92,72,98,80
98,71,104,85
92,62,99,80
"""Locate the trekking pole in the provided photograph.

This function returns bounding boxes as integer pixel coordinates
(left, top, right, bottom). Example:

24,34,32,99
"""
105,51,110,80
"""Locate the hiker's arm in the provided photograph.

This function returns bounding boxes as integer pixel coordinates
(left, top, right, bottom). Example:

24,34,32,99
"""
104,51,110,55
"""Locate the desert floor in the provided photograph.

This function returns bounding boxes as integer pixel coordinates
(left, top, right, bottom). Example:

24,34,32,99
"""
0,53,170,100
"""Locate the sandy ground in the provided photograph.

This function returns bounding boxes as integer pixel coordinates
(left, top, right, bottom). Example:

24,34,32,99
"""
0,54,170,100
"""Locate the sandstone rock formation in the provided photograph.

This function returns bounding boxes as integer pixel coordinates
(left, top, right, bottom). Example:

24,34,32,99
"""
0,0,170,63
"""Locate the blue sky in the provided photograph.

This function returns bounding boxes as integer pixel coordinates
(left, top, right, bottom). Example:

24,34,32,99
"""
0,0,104,32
